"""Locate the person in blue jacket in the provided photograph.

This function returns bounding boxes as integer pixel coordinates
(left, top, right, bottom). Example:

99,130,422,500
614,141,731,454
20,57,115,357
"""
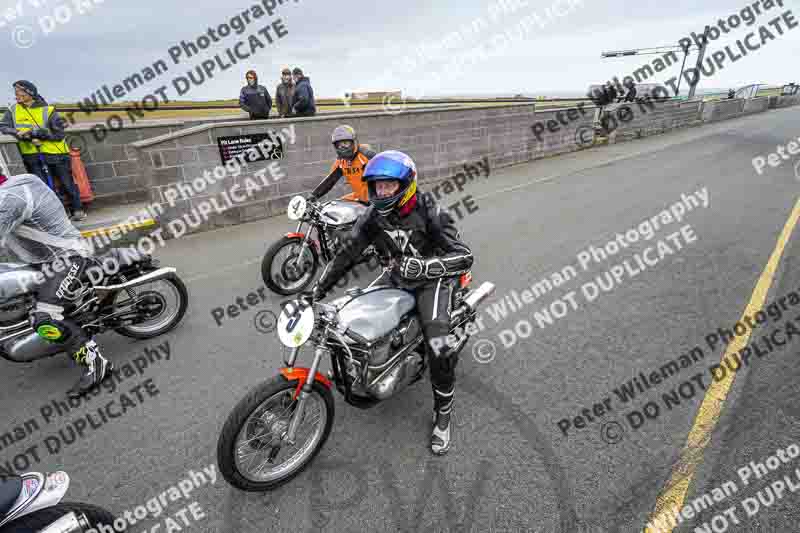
239,70,272,120
291,68,316,117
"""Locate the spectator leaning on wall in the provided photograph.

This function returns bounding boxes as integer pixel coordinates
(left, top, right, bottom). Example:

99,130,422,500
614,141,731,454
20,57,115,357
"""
239,70,272,120
291,67,316,117
606,82,618,104
275,67,295,118
624,81,637,102
0,81,85,221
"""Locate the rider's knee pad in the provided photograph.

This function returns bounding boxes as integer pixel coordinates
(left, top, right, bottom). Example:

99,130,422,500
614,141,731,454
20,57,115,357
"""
30,312,71,343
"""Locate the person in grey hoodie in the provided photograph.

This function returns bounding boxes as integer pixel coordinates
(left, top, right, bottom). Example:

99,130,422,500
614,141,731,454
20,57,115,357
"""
275,67,295,118
239,70,272,120
0,81,85,221
291,68,316,117
0,171,112,398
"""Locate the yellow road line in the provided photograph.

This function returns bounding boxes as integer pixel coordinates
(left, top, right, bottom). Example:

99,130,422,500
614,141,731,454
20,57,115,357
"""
643,197,800,533
80,219,156,238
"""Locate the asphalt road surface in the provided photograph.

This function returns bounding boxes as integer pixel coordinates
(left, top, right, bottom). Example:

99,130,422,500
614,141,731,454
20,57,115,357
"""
2,106,799,533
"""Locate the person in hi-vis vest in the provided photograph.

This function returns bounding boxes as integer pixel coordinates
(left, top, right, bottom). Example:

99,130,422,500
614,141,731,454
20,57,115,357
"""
0,81,86,221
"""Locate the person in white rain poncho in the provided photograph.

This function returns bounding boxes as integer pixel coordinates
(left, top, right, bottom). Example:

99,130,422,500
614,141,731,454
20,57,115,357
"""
0,172,112,398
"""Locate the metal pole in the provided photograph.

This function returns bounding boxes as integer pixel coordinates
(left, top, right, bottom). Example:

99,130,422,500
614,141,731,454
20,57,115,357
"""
0,145,9,177
687,26,710,99
675,49,689,96
0,104,11,176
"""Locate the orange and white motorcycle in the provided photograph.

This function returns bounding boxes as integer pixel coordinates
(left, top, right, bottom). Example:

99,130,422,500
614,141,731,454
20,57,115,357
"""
261,195,377,295
217,263,495,491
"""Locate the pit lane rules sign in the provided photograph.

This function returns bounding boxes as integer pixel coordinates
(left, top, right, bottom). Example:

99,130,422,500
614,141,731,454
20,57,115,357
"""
217,132,284,164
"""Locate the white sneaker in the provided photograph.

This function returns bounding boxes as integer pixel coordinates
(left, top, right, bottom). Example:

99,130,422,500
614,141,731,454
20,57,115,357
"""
431,410,452,455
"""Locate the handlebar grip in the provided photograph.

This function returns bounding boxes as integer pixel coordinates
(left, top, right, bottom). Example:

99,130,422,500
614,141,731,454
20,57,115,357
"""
324,212,340,222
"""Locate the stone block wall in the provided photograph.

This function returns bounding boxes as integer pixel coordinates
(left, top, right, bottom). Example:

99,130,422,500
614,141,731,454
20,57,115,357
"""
0,122,187,206
132,102,605,237
608,100,703,143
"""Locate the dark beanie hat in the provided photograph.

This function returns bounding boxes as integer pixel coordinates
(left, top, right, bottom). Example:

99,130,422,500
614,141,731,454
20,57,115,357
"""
292,67,303,76
13,80,38,97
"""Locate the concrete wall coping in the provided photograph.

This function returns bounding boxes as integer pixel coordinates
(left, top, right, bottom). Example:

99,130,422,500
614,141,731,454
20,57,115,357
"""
0,118,188,145
129,102,538,149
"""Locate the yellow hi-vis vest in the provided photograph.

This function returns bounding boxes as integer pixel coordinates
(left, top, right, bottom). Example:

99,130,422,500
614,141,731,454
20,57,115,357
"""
13,104,70,156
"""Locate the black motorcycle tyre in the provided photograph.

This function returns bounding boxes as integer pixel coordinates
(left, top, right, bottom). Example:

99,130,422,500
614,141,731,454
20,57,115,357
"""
0,502,116,533
262,236,320,296
114,274,189,339
217,374,335,491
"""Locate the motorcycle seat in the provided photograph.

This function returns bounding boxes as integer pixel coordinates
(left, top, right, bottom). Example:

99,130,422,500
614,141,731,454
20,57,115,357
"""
338,287,416,343
0,476,22,517
91,248,129,267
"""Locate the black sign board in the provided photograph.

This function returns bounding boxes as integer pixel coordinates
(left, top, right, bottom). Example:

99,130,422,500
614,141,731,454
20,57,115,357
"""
217,132,284,164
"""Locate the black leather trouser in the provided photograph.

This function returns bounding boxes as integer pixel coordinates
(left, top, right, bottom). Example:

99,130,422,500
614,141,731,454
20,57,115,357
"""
30,255,93,360
415,278,458,409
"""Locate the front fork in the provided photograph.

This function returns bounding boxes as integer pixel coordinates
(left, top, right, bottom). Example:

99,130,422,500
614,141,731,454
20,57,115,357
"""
284,344,327,444
290,222,315,270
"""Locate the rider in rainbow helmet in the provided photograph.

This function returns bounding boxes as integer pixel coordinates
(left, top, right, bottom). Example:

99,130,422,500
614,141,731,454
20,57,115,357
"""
313,150,474,455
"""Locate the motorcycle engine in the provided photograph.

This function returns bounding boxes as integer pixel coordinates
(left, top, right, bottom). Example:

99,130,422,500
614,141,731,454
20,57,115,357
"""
0,294,33,325
347,315,424,400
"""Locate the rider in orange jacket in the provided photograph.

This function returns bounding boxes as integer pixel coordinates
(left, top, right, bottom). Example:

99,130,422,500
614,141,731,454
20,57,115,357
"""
308,125,376,204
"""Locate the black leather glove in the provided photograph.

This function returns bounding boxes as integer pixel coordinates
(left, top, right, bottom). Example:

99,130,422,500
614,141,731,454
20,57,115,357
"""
397,256,447,280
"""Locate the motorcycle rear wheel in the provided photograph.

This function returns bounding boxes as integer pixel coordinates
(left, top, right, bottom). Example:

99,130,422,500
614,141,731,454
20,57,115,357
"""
217,374,335,491
0,502,115,533
114,275,188,339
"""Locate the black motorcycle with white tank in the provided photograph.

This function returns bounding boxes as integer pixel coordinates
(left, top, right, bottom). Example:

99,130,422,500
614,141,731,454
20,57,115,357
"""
0,249,188,365
261,195,376,295
0,471,115,533
217,265,495,491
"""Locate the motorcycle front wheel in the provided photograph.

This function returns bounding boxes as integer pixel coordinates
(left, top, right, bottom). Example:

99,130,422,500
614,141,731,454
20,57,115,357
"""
261,236,320,295
0,502,116,533
217,374,335,491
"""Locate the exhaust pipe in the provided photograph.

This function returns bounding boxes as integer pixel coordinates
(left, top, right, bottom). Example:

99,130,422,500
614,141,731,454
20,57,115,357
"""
93,267,177,293
38,512,90,533
463,281,495,311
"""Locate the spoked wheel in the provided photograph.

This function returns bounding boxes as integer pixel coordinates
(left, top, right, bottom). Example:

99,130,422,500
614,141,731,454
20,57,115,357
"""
262,236,320,295
217,375,334,491
114,276,188,339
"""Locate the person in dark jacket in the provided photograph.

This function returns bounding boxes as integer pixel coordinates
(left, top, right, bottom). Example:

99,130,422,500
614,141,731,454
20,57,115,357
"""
623,81,637,102
606,82,618,104
311,150,474,455
0,81,85,221
275,67,295,118
239,70,272,120
291,68,316,117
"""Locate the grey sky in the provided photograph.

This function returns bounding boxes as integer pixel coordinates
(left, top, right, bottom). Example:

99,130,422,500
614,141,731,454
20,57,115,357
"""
2,0,798,105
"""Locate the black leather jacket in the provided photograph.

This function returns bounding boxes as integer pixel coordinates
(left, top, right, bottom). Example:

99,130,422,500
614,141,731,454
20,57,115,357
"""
316,191,474,293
